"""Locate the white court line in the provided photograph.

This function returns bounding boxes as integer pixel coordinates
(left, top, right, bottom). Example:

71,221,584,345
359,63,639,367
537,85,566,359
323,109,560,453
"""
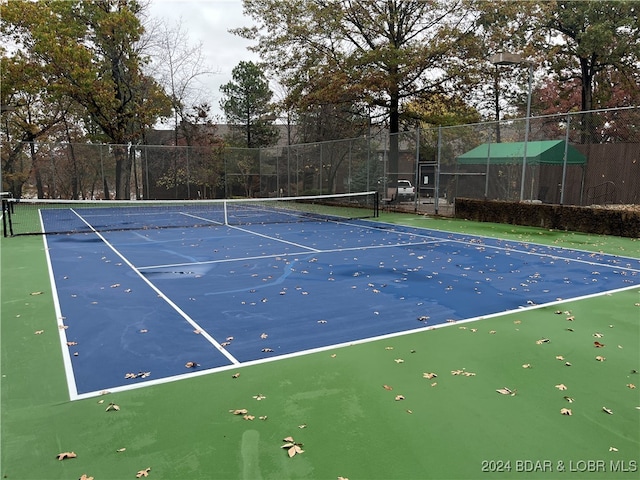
71,282,640,400
41,211,79,400
229,224,322,252
137,240,444,271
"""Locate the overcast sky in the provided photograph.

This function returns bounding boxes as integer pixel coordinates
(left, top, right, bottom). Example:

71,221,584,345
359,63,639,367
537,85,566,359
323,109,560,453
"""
146,0,259,120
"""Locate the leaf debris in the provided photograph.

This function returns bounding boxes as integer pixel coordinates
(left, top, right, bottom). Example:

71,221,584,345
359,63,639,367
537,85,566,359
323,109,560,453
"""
56,451,77,461
136,467,151,478
282,437,304,458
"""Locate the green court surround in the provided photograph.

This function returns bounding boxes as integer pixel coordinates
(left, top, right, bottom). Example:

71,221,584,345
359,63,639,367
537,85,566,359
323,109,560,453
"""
2,214,638,480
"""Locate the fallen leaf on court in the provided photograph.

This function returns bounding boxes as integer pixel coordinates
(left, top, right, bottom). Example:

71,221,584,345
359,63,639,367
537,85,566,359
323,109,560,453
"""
232,372,240,378
253,394,266,400
595,356,606,361
282,437,304,457
556,355,565,360
431,382,438,387
110,284,120,288
394,358,404,364
34,330,44,335
395,395,405,401
243,414,255,420
193,329,202,334
136,467,151,478
79,475,93,480
230,409,248,415
259,416,268,420
56,451,77,460
116,448,126,453
555,384,568,390
383,384,393,390
105,402,120,412
560,408,572,415
262,348,274,353
522,364,532,369
330,354,337,358
496,387,516,396
594,341,605,348
489,330,497,334
185,362,199,368
627,384,636,389
67,341,78,346
385,346,394,350
417,315,429,322
260,333,268,339
536,338,550,344
565,362,572,367
564,396,575,403
423,372,438,379
30,291,43,296
298,424,307,429
609,447,619,452
602,407,613,414
593,332,604,338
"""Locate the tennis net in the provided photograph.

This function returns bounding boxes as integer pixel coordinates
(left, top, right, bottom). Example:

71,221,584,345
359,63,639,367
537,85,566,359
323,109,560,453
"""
2,192,379,236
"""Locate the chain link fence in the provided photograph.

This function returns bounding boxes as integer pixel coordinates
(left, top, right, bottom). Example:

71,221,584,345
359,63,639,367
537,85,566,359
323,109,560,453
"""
2,106,638,215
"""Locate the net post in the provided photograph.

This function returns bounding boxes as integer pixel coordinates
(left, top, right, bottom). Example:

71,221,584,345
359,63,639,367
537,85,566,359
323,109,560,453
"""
374,191,379,217
2,199,6,237
223,200,229,225
2,199,13,237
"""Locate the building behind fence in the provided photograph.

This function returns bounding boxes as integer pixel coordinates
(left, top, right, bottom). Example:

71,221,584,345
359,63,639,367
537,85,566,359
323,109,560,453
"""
2,106,638,215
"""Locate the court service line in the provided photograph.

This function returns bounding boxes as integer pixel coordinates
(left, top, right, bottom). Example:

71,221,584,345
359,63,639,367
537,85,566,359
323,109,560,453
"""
69,209,241,367
229,224,323,252
136,240,444,271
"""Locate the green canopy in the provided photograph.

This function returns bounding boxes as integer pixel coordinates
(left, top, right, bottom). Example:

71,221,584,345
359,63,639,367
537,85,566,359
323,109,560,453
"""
456,140,586,165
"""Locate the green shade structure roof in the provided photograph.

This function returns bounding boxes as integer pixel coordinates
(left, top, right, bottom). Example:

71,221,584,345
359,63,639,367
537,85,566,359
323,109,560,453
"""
456,140,587,165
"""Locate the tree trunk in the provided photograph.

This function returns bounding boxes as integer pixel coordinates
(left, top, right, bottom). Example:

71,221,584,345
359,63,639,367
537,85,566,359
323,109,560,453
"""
114,145,132,199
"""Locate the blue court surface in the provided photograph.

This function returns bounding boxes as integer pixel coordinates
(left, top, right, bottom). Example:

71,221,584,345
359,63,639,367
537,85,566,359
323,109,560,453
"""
42,216,640,399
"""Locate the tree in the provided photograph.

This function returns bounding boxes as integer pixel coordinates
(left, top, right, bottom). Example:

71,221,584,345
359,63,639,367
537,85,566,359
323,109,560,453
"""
234,0,479,181
219,61,278,148
471,1,549,128
1,0,171,198
144,17,216,146
538,0,640,140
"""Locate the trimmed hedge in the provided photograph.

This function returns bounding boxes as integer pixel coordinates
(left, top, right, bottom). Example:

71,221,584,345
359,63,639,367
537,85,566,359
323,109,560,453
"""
454,198,640,238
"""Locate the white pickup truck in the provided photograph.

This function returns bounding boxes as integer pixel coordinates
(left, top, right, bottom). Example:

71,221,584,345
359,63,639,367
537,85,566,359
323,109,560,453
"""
387,179,415,202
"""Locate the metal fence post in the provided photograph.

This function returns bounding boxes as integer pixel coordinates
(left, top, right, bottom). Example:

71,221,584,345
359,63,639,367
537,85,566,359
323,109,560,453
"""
560,114,571,205
435,126,442,215
413,127,420,212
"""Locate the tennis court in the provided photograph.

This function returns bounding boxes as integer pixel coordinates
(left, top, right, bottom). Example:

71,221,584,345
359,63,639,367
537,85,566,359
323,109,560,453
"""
2,203,639,480
11,195,637,400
